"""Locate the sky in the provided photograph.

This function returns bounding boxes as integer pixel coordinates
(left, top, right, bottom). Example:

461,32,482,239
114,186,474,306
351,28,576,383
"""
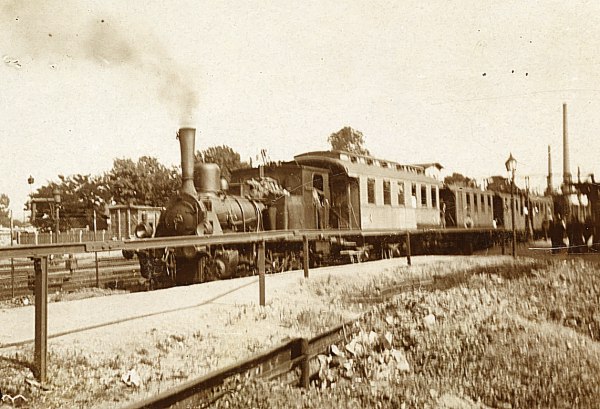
1,0,599,220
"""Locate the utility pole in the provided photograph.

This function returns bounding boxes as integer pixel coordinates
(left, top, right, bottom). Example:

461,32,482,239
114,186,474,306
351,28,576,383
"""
52,190,61,244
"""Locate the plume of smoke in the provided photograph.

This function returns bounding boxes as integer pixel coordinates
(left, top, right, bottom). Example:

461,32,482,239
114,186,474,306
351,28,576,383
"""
1,0,199,123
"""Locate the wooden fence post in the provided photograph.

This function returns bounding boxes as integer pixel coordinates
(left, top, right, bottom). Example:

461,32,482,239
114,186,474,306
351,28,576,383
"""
95,252,100,288
34,257,48,384
258,240,265,306
303,236,309,278
298,338,309,388
10,258,15,298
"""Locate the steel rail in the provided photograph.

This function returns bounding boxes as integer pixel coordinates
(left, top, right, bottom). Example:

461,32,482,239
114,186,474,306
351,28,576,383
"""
123,338,303,409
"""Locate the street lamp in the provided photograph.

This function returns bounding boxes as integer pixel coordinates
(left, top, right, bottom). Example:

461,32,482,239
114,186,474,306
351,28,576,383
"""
52,189,61,243
505,153,517,258
27,175,35,223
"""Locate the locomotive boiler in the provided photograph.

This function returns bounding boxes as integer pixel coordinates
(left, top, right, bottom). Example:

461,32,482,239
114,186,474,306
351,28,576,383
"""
135,128,266,285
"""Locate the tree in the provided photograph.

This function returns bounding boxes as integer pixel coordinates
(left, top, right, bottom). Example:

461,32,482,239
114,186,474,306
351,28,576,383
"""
28,156,180,231
31,174,109,231
486,176,511,193
105,156,181,207
0,193,10,227
444,173,478,188
195,145,250,181
328,127,370,155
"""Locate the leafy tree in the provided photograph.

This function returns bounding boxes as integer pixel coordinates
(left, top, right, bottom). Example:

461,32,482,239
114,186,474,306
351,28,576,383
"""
486,176,512,193
0,193,10,226
444,172,478,188
328,127,370,155
30,174,109,231
105,156,181,207
195,145,250,181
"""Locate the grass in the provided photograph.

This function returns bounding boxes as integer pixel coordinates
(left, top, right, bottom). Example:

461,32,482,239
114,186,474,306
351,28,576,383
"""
3,256,596,408
207,258,600,409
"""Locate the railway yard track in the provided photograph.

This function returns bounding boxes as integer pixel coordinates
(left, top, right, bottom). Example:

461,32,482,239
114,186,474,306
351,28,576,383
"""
0,255,141,301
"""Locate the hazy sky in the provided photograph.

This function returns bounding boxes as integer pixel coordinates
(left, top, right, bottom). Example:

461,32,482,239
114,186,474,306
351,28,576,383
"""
1,0,599,218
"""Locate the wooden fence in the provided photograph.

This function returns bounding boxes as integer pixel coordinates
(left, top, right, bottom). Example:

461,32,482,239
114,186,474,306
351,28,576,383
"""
14,230,113,245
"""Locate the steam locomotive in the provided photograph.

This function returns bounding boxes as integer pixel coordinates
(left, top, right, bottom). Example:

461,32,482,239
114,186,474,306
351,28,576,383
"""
132,128,270,285
131,127,555,286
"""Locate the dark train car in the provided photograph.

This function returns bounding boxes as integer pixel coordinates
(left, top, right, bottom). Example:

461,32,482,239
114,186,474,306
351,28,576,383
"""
553,191,591,224
440,186,495,228
493,191,553,237
572,180,599,248
293,151,442,230
230,163,331,230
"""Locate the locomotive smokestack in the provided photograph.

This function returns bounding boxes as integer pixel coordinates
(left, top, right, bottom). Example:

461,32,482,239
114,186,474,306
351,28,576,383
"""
562,103,572,188
177,127,197,197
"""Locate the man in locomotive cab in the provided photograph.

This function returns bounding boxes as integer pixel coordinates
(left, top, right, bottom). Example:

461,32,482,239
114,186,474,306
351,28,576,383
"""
312,187,325,229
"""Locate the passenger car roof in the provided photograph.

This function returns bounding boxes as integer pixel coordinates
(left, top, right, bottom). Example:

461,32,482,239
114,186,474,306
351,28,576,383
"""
294,150,442,184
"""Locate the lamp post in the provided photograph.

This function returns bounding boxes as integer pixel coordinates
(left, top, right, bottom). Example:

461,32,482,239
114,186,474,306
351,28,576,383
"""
52,189,61,243
27,175,35,223
505,153,517,258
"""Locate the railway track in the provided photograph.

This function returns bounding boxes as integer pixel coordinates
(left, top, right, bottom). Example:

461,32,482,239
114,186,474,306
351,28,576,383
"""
0,257,141,301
